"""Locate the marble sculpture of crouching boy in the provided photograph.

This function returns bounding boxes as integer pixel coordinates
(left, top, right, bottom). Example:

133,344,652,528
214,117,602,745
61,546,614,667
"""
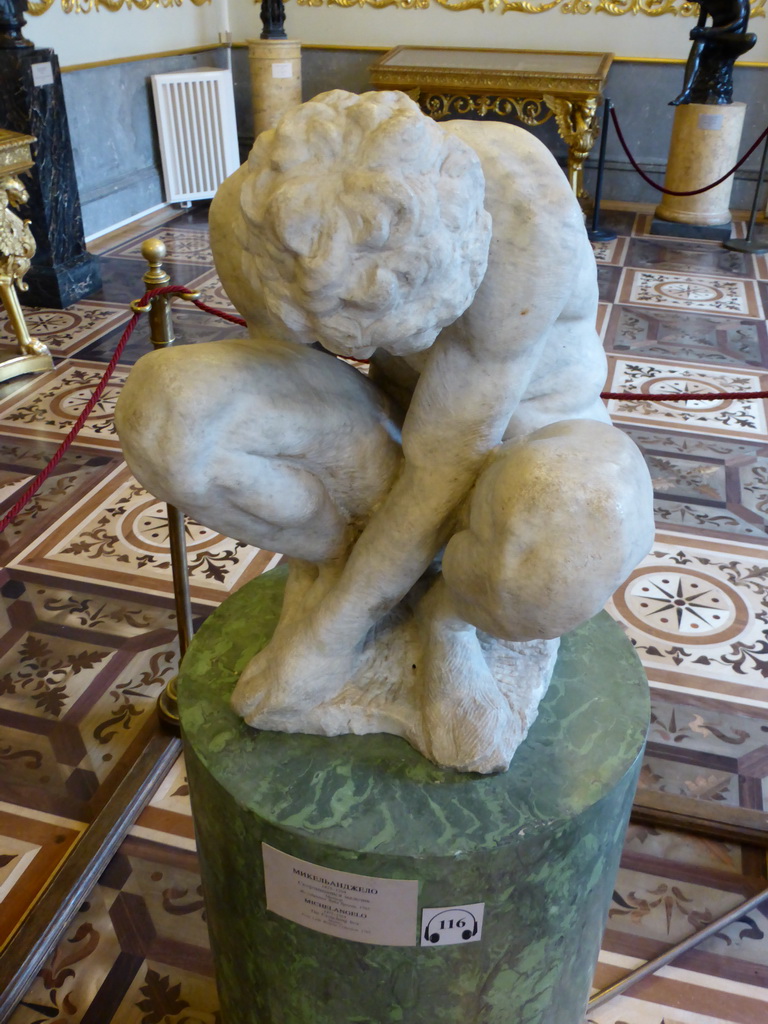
115,90,654,774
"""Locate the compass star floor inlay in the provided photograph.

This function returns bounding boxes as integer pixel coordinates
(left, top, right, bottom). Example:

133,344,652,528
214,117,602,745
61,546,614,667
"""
620,567,747,643
609,532,768,707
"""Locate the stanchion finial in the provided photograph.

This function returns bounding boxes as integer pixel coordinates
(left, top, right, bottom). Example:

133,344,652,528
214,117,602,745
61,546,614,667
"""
141,238,170,289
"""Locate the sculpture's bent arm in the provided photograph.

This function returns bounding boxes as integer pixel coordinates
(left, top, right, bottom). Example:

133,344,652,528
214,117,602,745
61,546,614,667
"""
316,337,546,642
312,123,587,644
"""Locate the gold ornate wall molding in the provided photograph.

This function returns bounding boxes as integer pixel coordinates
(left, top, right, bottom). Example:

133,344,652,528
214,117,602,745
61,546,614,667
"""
28,0,210,15
502,0,764,13
298,0,486,8
294,0,765,13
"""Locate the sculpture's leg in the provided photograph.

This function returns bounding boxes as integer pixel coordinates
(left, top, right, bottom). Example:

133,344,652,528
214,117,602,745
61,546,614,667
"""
671,40,704,106
115,337,402,563
442,418,655,643
413,419,653,771
418,578,525,774
544,95,599,202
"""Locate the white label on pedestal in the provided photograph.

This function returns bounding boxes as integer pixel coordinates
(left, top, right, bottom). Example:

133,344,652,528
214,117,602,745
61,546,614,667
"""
698,113,723,131
271,61,293,79
262,844,418,945
31,63,54,88
421,904,485,947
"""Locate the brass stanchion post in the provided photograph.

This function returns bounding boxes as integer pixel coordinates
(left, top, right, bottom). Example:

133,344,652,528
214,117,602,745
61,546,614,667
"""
140,237,175,349
135,238,198,728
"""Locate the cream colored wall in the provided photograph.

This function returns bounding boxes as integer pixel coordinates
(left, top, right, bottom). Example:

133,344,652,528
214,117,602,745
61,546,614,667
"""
229,2,768,64
24,0,768,70
27,0,226,68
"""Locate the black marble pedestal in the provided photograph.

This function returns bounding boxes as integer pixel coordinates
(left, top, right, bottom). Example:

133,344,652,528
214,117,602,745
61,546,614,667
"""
0,47,101,307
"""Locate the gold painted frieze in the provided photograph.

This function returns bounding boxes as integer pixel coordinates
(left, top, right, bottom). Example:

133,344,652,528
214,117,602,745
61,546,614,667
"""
294,0,765,14
28,0,210,15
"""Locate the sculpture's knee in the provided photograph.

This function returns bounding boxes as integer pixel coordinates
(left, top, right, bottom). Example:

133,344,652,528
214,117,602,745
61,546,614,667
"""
442,419,655,641
115,341,385,561
115,346,224,507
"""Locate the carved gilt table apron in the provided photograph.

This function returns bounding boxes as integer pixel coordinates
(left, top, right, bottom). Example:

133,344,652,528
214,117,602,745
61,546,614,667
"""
369,47,613,202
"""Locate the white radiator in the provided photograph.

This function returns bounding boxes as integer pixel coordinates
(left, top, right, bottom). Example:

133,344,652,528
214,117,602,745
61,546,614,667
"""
151,68,240,203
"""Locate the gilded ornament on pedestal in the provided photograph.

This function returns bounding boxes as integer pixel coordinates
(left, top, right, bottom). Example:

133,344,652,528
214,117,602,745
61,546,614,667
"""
0,177,36,287
0,132,55,382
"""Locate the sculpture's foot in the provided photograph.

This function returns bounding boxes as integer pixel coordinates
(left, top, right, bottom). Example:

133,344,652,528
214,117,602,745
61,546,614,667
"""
669,91,691,107
421,626,524,775
231,636,357,730
228,593,558,775
235,691,313,732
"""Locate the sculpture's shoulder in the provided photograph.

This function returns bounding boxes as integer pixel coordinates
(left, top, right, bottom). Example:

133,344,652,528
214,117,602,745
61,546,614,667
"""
441,120,585,267
442,121,573,203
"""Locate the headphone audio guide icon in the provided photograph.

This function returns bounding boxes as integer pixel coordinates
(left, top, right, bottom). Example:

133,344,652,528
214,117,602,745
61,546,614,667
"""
420,903,485,947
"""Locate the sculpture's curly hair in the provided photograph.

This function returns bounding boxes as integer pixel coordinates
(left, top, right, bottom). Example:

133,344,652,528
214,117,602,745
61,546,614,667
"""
239,90,492,357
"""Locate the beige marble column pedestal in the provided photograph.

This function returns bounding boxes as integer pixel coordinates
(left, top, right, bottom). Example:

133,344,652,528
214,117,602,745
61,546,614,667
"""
652,102,745,240
248,39,302,138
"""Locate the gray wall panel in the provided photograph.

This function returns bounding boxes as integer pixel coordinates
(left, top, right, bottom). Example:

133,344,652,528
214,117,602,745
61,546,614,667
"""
61,45,768,237
63,48,229,236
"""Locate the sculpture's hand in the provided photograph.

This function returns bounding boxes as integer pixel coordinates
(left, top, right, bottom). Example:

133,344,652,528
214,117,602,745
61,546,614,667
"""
231,611,361,728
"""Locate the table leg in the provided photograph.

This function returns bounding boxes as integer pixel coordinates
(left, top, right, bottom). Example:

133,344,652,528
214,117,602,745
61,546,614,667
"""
544,95,599,203
0,278,52,382
0,172,53,380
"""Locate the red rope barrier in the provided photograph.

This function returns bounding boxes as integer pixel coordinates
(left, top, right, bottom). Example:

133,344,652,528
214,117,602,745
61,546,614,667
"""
0,308,140,535
191,297,247,328
0,285,192,537
602,389,768,401
2,282,766,537
610,107,768,197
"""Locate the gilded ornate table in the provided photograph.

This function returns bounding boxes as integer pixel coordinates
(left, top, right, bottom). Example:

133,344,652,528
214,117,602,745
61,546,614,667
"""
0,128,52,383
369,47,613,202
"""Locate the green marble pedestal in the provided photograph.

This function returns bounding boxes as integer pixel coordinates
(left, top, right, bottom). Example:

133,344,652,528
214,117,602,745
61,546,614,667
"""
179,567,649,1024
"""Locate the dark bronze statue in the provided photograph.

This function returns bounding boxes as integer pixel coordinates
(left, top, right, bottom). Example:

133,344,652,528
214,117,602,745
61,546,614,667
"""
260,0,287,40
672,0,756,105
0,0,31,49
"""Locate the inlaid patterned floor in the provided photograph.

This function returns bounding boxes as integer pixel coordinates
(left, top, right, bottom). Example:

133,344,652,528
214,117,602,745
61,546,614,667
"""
2,205,768,1024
